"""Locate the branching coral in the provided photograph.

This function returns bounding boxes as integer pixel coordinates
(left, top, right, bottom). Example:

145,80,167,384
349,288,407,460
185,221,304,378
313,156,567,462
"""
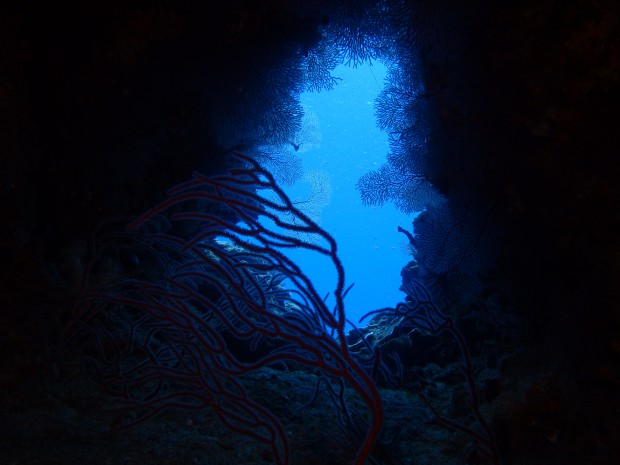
68,153,383,465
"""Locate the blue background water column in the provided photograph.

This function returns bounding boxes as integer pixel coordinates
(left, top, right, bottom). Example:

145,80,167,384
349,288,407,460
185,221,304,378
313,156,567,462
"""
282,62,415,327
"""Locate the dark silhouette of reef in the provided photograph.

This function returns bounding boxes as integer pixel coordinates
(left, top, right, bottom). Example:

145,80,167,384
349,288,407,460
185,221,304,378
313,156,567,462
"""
1,1,620,464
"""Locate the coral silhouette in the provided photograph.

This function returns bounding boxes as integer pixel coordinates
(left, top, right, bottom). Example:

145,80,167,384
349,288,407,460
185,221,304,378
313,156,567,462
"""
69,153,382,465
289,106,322,154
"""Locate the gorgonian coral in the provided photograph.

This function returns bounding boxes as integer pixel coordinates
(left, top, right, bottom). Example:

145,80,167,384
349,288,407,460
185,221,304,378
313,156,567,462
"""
68,152,383,465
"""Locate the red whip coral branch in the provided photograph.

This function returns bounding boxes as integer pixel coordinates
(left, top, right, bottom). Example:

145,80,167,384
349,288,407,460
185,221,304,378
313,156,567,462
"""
71,152,383,465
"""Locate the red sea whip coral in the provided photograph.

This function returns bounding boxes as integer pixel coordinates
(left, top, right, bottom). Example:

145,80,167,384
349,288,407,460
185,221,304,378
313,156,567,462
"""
70,152,383,465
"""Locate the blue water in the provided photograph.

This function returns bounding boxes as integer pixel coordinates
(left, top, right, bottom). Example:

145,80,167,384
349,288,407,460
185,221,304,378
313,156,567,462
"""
281,62,414,328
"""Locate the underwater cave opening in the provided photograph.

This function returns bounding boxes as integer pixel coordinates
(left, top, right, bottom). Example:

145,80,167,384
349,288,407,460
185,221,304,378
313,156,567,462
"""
262,60,415,329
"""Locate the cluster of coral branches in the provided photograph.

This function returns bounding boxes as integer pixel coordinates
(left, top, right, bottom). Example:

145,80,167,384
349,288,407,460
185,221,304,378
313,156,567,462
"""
69,153,383,465
362,277,501,465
